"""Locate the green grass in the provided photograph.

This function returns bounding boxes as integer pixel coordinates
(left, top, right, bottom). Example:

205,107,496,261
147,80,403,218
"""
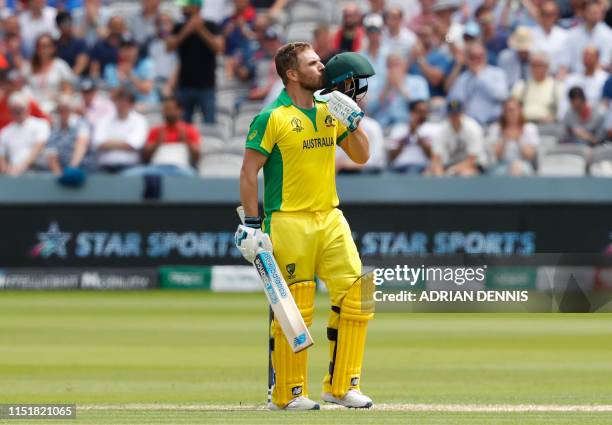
0,291,611,424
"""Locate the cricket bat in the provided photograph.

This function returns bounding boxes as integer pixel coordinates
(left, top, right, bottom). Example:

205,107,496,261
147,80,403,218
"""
237,206,314,353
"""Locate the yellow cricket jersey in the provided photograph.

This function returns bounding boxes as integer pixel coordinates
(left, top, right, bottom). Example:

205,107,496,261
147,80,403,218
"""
245,89,349,217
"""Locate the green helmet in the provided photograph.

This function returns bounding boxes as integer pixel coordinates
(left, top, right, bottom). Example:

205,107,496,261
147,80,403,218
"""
321,52,376,101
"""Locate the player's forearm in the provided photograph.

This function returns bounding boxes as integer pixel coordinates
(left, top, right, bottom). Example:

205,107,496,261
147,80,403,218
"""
343,126,369,164
240,164,260,217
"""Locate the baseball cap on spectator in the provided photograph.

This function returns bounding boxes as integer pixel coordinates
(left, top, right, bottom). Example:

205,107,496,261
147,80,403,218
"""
447,99,463,115
78,78,97,92
363,13,384,32
463,21,481,39
508,26,533,52
431,0,459,12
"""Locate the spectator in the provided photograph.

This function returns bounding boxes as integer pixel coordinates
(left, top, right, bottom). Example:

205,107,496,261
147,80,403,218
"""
47,94,93,174
124,95,201,176
128,0,161,47
148,12,179,94
89,15,127,79
367,53,430,129
474,5,508,66
92,88,148,173
76,77,115,132
563,0,612,74
408,0,436,31
72,0,112,48
55,11,89,76
563,86,605,145
22,33,74,114
531,0,568,77
104,36,157,108
511,52,565,132
427,100,487,176
431,0,463,48
336,98,385,174
503,0,540,28
312,25,337,65
382,7,416,58
3,16,26,69
333,3,364,53
18,0,58,57
235,25,282,101
447,42,508,126
564,45,608,107
498,26,533,89
167,0,223,124
0,91,50,175
408,22,453,98
221,0,256,57
0,69,48,129
360,14,388,82
487,98,539,176
387,99,437,174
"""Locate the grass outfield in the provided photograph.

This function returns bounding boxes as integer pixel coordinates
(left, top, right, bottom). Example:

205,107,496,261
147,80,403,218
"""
0,291,611,424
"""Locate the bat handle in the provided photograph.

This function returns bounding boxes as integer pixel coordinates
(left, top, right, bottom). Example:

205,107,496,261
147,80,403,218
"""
236,206,246,225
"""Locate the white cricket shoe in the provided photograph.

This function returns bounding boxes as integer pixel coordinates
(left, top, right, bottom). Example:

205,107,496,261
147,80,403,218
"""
268,396,320,411
322,389,373,409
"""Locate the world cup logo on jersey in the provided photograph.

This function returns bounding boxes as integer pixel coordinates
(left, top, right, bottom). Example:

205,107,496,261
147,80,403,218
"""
291,117,304,133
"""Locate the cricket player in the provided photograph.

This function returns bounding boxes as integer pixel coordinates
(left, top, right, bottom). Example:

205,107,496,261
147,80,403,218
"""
234,44,376,410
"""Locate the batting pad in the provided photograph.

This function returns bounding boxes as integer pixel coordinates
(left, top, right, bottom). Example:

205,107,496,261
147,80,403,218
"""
271,280,315,407
323,276,374,397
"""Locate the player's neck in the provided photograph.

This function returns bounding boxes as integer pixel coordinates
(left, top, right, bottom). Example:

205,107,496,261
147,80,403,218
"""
285,85,315,109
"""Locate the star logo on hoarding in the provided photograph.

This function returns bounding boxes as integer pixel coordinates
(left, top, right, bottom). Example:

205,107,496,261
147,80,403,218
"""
30,222,72,258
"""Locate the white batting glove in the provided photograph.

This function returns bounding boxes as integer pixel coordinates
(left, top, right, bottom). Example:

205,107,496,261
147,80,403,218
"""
327,90,364,132
234,224,273,263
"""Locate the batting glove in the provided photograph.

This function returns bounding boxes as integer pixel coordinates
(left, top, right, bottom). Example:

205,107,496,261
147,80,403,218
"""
327,90,364,132
234,222,273,263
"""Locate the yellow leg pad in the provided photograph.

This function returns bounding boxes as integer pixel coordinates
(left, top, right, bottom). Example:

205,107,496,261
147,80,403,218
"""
271,281,315,407
323,277,374,398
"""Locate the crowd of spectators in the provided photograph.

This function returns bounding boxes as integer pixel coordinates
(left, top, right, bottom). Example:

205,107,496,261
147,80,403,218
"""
0,0,611,179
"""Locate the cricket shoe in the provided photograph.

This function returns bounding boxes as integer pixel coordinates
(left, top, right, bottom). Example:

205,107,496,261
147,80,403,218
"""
268,396,320,411
322,389,373,409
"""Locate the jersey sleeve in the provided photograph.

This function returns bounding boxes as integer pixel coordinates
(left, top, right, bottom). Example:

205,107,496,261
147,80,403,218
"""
245,109,276,156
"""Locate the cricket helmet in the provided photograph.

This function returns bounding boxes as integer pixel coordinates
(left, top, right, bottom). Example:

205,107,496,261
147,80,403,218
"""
321,52,375,101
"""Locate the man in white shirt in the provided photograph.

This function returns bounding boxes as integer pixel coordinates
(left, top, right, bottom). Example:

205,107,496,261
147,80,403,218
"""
531,0,568,77
562,0,612,74
387,99,437,173
427,100,487,176
0,91,50,176
19,0,58,57
78,78,116,133
92,87,148,173
381,6,416,58
564,45,608,108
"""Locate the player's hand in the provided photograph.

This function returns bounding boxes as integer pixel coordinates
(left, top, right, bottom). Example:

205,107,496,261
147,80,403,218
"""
234,223,273,263
327,90,364,132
